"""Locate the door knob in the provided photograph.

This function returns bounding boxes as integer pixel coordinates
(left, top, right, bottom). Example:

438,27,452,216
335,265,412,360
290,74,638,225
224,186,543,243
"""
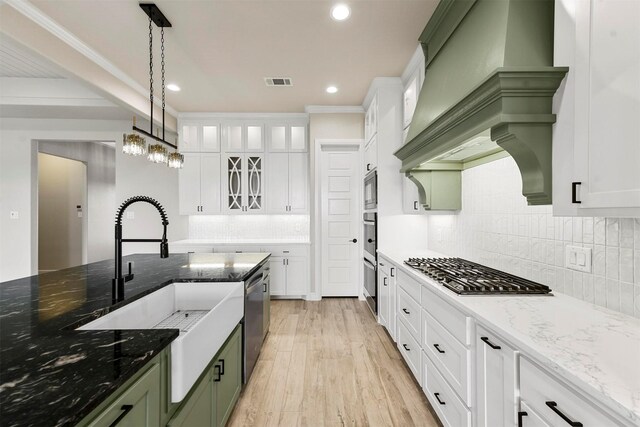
350,238,357,243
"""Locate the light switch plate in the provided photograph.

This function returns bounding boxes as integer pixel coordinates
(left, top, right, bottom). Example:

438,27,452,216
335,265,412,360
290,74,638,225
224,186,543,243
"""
565,245,592,273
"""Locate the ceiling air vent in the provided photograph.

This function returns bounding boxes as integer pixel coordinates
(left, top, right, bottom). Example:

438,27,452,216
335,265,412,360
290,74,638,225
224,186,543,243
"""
264,77,293,87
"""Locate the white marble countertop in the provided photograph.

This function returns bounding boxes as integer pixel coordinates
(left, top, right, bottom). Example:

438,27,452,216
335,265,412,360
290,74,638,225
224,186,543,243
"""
171,239,311,245
379,249,640,425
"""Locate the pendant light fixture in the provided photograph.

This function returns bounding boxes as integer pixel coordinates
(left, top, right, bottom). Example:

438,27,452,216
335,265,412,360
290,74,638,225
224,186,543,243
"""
123,117,147,156
136,3,183,168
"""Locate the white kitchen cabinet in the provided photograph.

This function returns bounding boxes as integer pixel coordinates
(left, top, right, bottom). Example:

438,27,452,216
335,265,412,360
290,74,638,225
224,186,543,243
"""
378,264,390,329
475,325,519,427
364,135,377,174
223,153,264,214
266,123,308,153
364,94,378,144
403,74,419,129
554,0,640,217
222,123,264,152
179,153,221,215
180,122,220,153
261,245,309,297
266,152,308,214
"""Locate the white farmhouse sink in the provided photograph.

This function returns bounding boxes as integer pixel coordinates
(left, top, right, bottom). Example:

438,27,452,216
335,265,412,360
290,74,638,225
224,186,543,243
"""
78,282,244,402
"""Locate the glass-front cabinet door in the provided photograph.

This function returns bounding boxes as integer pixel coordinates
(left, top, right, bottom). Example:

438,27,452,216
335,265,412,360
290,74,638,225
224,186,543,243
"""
226,154,244,212
246,156,263,211
224,154,264,213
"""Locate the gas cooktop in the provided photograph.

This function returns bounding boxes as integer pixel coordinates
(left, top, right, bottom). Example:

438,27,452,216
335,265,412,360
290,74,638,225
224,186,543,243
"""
404,257,552,295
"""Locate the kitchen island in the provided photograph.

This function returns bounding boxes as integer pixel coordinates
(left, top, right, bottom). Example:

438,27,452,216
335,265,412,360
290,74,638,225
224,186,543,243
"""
0,252,269,427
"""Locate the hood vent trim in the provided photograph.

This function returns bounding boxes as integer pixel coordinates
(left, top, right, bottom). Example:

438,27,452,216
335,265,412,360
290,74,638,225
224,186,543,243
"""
394,0,568,206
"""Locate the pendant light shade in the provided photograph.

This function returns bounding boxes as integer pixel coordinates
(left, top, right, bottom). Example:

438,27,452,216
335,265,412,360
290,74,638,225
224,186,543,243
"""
148,143,168,164
122,133,147,156
167,152,184,169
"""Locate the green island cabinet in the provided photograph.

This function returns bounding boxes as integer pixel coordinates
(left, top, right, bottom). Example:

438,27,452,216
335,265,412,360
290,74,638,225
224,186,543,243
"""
79,323,243,427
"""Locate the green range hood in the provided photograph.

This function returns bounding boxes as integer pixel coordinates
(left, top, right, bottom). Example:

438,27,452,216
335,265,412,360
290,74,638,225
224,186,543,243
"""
394,0,568,208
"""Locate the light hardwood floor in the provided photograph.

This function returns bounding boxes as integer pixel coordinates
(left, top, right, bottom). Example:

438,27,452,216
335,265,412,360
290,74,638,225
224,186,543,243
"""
227,298,441,427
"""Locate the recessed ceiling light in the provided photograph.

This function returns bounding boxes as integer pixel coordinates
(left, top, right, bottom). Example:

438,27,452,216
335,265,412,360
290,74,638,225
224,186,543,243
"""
167,83,181,92
326,86,338,94
331,4,350,21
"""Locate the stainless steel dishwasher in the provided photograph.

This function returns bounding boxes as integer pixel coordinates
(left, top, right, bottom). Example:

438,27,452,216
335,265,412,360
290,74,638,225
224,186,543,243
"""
243,265,264,383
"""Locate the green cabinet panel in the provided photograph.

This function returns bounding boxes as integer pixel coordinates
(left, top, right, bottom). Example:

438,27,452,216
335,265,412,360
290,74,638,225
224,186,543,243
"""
214,325,242,427
407,170,462,211
86,363,160,427
167,369,213,427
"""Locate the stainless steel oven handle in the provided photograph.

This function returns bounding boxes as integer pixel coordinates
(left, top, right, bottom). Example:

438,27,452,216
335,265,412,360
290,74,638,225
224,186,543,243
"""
363,259,376,271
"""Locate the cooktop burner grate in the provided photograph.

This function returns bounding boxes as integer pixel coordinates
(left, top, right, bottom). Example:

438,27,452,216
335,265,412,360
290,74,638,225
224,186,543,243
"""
404,257,552,295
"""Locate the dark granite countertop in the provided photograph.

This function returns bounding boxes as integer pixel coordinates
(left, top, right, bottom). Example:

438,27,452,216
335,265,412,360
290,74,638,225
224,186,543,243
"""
0,252,269,427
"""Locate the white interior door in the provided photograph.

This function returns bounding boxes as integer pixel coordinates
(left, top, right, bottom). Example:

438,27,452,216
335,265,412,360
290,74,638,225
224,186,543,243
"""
321,147,360,296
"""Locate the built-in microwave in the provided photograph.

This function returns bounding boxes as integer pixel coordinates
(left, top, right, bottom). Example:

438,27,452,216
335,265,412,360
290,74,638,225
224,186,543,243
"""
364,170,377,210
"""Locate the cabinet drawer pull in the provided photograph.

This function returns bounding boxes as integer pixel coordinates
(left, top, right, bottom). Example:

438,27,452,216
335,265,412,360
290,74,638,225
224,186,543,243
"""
390,267,395,277
213,364,222,382
219,358,225,375
414,201,418,210
434,393,445,405
109,405,134,427
518,411,528,427
402,344,410,351
481,336,501,350
383,277,388,286
402,308,410,315
433,343,445,354
545,401,583,426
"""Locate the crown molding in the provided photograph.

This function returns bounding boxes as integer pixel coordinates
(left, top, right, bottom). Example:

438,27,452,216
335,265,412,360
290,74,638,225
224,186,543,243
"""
4,0,178,117
178,112,309,120
401,46,425,85
304,105,364,114
362,77,403,109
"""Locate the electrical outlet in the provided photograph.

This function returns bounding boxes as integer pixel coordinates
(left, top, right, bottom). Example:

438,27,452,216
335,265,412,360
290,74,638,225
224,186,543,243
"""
126,211,135,219
9,211,19,220
565,245,592,273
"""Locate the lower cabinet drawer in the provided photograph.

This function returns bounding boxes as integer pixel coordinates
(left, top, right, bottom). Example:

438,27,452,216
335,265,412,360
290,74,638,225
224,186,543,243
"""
520,357,626,427
519,401,551,427
397,320,421,384
422,310,471,406
422,354,471,427
260,245,307,257
398,288,421,341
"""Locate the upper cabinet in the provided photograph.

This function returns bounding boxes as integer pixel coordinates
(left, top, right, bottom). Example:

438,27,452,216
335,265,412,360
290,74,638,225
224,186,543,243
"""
554,0,640,217
364,94,378,143
222,123,264,152
181,122,220,153
266,123,308,152
179,153,222,215
266,152,309,214
223,153,265,214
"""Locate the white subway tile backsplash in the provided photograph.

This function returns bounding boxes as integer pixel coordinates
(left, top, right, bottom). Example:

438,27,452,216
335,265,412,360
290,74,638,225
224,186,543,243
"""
426,157,638,318
188,215,310,241
606,218,619,246
620,218,634,248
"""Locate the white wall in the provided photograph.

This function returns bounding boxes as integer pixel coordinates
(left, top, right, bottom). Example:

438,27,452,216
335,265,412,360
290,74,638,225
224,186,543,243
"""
427,156,640,318
0,117,187,282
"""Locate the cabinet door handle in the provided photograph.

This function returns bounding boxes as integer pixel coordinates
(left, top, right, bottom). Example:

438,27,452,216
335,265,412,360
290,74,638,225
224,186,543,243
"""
367,163,371,171
109,405,134,427
545,402,583,426
480,336,501,350
350,238,357,243
434,393,445,405
518,411,528,427
390,267,395,277
414,201,418,210
402,308,410,315
571,182,582,204
213,364,222,382
402,344,410,351
433,343,445,354
383,277,388,286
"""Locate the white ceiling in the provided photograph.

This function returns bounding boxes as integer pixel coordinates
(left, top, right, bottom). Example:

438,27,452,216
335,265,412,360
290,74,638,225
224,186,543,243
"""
0,35,64,78
30,0,438,113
